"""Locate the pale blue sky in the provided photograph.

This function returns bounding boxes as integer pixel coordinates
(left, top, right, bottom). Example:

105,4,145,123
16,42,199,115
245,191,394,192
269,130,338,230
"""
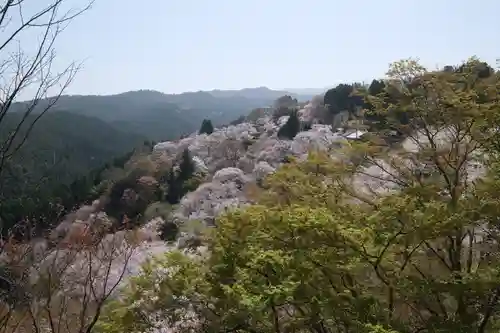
52,0,499,95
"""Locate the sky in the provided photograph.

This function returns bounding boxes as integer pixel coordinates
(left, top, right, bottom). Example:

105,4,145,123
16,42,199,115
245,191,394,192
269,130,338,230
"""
20,0,500,95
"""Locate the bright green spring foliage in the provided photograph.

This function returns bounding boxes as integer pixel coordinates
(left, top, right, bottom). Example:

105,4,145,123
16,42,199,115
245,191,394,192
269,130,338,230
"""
97,58,500,333
95,250,210,333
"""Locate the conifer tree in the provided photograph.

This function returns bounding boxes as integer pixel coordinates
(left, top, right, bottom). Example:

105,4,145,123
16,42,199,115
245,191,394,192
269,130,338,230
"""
277,111,300,139
165,169,180,204
178,148,195,182
165,149,196,205
199,119,214,135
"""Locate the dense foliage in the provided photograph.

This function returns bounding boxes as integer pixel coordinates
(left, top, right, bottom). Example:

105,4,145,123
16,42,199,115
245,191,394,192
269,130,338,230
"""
0,112,146,235
97,57,500,333
324,83,364,116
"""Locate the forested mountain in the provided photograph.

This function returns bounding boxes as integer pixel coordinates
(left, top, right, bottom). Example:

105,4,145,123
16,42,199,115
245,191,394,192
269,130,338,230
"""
1,111,146,188
0,111,147,232
13,87,313,141
5,51,500,333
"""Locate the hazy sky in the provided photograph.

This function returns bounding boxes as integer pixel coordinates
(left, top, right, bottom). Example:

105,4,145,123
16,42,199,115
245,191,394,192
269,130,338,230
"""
46,0,500,95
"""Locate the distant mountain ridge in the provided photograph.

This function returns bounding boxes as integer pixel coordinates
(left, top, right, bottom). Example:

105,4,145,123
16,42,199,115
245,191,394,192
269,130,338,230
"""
206,86,309,100
283,87,330,95
15,87,316,141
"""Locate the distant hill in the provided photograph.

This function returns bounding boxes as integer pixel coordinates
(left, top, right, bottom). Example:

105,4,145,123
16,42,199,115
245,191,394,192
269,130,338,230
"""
15,87,311,141
207,86,312,101
283,88,329,96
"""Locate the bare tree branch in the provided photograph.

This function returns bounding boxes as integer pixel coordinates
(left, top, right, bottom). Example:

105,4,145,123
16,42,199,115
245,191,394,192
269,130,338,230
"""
0,0,92,188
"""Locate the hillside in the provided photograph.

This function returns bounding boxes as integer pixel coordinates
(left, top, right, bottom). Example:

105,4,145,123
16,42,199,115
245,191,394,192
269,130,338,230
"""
42,59,493,270
5,111,145,177
0,111,146,230
0,87,313,232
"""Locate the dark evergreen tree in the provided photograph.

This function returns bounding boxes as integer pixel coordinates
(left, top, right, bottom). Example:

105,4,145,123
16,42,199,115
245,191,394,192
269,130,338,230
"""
199,119,214,135
178,148,195,182
274,95,298,109
272,106,293,120
103,175,146,225
277,111,300,140
368,79,386,97
165,169,180,205
164,149,196,205
324,84,354,116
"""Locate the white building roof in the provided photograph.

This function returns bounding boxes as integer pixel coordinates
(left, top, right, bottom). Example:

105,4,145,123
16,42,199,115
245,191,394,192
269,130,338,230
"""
344,130,367,139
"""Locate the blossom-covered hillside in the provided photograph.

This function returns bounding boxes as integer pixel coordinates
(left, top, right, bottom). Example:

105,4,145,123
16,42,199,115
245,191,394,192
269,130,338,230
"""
11,95,347,299
17,94,369,295
151,96,351,227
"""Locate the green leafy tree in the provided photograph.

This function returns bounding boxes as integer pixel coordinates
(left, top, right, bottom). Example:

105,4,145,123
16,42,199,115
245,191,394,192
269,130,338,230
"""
199,119,214,135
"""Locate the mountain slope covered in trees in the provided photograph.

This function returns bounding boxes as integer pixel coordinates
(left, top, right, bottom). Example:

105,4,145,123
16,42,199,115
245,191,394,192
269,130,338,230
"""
0,111,147,232
1,110,146,185
15,87,313,141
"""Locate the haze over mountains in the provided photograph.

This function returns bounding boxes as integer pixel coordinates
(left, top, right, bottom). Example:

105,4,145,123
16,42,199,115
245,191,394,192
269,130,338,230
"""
16,87,315,141
282,87,331,95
